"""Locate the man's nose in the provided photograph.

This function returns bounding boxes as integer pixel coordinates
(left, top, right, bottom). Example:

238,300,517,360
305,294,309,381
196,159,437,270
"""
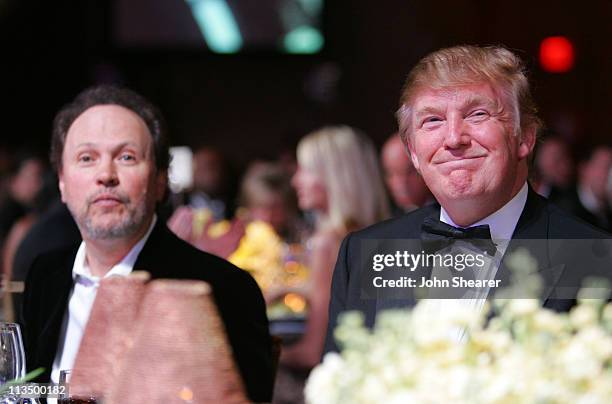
96,158,119,187
443,115,470,149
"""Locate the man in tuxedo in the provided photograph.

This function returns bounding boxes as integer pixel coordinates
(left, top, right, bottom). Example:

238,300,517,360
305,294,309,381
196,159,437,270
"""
553,145,612,232
324,45,611,353
21,85,273,402
533,135,575,199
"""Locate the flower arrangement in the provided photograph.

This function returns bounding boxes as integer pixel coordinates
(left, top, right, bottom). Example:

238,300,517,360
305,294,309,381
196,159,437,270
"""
228,221,309,307
229,221,286,293
306,250,612,403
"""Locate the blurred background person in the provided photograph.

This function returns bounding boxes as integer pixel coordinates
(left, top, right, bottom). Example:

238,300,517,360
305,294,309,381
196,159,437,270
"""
381,134,432,215
534,135,575,199
0,154,45,320
166,145,241,257
3,171,56,281
0,154,45,246
7,171,81,320
554,145,612,232
237,161,302,242
2,170,79,321
273,126,389,403
186,145,237,221
607,166,612,211
169,159,303,258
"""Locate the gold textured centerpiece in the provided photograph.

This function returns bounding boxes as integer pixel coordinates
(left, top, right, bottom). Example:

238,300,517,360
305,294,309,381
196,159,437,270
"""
106,279,248,403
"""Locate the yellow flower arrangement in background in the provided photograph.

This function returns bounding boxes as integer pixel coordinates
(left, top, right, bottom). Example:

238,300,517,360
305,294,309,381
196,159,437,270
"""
229,221,285,292
229,221,310,300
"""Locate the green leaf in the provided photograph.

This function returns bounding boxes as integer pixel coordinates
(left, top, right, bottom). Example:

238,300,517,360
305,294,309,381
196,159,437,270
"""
0,367,45,394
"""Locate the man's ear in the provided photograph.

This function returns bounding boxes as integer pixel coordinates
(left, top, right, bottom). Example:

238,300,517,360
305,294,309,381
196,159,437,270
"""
518,125,537,160
155,170,168,202
58,170,66,203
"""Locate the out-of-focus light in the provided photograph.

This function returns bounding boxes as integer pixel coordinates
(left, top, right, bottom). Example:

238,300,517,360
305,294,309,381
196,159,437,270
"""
284,26,324,54
284,293,307,313
188,0,242,53
539,36,575,73
178,387,194,401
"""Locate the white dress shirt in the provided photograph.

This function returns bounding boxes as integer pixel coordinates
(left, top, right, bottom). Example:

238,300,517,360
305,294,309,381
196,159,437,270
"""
427,183,528,341
50,216,157,384
440,181,529,256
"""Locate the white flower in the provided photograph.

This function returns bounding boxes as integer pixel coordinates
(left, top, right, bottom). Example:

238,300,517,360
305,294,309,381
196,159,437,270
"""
386,390,419,404
570,304,598,329
359,374,388,403
306,287,612,403
506,299,538,317
575,326,612,361
504,247,539,274
305,353,344,404
533,309,566,333
601,303,612,327
561,339,601,381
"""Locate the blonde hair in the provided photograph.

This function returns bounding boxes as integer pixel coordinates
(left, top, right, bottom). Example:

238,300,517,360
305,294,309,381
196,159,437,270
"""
296,126,390,234
397,45,542,145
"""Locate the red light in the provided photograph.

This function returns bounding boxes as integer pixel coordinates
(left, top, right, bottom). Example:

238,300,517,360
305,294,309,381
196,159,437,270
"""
539,36,575,73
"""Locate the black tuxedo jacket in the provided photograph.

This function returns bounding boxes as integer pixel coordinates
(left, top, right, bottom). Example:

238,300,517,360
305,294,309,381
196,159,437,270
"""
324,187,612,353
21,221,274,402
552,187,612,232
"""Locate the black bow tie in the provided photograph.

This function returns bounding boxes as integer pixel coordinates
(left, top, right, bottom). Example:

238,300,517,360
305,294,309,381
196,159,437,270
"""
421,217,497,255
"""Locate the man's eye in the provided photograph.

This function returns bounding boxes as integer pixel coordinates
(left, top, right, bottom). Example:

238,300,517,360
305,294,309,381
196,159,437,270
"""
78,155,93,163
422,117,443,127
119,154,136,162
468,110,489,119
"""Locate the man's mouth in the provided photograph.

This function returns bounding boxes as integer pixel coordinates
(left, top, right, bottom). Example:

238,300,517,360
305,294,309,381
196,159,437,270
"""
90,194,127,207
435,156,486,165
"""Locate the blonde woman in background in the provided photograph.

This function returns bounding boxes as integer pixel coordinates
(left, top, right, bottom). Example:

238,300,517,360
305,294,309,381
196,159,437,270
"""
283,126,390,369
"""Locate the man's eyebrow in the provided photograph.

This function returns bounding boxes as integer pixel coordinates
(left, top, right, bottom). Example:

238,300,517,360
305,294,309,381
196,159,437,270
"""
462,94,498,110
74,141,140,151
74,142,97,149
414,106,445,119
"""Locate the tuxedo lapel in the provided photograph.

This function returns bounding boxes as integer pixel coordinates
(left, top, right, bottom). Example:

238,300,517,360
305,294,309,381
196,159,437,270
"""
40,275,73,338
510,186,549,240
496,187,566,303
132,221,176,279
31,248,76,380
374,207,439,315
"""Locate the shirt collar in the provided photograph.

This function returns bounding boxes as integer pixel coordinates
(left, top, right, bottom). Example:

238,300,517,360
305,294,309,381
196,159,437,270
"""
440,182,528,242
72,215,157,285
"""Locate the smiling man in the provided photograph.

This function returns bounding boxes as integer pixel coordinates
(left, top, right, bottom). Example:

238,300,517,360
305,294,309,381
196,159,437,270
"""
21,86,273,402
406,82,531,225
324,45,611,353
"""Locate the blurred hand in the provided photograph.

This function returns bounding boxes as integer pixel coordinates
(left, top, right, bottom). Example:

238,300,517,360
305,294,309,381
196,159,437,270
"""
167,206,194,242
168,207,246,258
192,218,246,259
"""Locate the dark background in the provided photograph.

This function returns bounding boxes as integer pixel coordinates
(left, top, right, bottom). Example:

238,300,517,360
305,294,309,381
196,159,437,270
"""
0,0,610,167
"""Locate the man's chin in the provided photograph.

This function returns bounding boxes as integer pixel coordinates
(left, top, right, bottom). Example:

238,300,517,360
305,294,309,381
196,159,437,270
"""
434,182,486,202
81,218,139,240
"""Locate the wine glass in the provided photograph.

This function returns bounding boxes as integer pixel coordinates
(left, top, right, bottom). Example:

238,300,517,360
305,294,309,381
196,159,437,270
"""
58,369,71,402
0,323,25,385
57,370,97,404
0,323,26,403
